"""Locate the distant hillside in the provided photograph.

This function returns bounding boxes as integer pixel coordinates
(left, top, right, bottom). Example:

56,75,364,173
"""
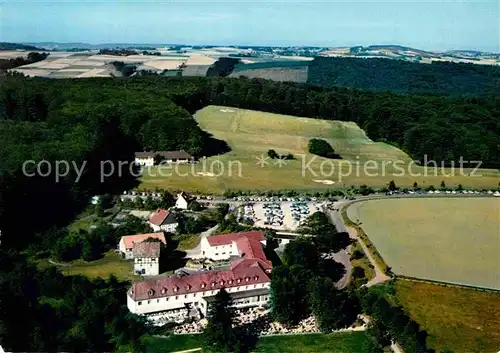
307,57,500,95
0,42,43,51
364,44,434,55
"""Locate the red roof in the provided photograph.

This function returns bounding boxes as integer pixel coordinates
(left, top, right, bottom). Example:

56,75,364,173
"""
129,259,270,301
149,209,170,226
121,233,166,250
133,241,161,258
207,231,268,263
128,230,273,301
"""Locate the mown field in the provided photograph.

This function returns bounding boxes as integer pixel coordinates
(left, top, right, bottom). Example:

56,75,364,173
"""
347,198,500,289
139,105,500,193
394,280,500,353
230,61,309,82
142,331,369,353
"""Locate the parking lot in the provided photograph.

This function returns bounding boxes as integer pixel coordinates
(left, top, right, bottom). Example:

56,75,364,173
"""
241,201,325,231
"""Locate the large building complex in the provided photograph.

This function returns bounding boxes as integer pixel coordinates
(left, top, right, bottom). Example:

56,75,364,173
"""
127,231,272,322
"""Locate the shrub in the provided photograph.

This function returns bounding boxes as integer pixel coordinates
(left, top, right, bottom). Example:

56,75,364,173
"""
308,138,341,159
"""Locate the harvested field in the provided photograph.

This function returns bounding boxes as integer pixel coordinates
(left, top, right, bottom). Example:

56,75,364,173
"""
12,68,52,77
183,65,210,76
395,280,500,352
71,60,106,66
186,54,216,65
76,69,109,78
0,50,30,59
347,198,500,289
35,62,70,69
145,60,185,70
46,71,87,78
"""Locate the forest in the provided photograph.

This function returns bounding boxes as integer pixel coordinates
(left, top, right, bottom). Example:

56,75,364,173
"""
0,74,499,350
307,57,500,96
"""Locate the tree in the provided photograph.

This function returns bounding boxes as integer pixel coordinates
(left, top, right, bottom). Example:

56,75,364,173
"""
388,180,397,191
412,181,418,189
270,265,312,325
115,215,152,237
203,288,238,352
188,200,202,212
160,191,175,209
283,237,319,271
267,149,278,159
317,258,345,282
440,180,446,190
133,197,144,209
153,154,165,165
309,278,360,332
352,266,365,279
264,229,278,250
308,138,341,159
216,203,230,222
143,196,157,210
95,201,105,217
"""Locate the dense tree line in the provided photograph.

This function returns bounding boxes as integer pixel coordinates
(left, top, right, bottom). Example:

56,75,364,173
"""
0,42,44,50
271,213,357,330
98,48,137,56
0,251,148,352
359,286,433,353
307,57,500,96
206,57,241,77
0,52,49,71
111,61,137,77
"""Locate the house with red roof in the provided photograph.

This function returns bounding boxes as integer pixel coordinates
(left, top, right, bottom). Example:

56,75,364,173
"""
149,209,178,233
127,231,273,321
118,232,166,260
200,231,269,263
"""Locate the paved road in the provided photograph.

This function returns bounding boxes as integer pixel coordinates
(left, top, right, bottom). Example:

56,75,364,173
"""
332,248,352,289
328,200,391,288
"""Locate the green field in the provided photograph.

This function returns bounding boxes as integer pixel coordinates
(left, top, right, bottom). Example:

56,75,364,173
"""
142,332,369,353
60,250,138,282
395,280,500,353
347,198,500,289
139,106,500,194
230,61,309,82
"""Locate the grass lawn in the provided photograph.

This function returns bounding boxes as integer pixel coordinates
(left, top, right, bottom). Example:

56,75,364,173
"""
142,332,369,353
347,197,500,289
253,332,369,352
61,250,138,282
139,105,500,194
395,279,500,353
350,241,375,284
143,334,204,353
172,234,201,250
67,207,118,232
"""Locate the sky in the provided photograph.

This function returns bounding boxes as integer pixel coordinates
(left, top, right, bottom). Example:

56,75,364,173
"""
1,0,499,52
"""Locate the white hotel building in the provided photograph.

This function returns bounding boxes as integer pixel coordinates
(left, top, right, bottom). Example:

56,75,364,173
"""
127,231,272,321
